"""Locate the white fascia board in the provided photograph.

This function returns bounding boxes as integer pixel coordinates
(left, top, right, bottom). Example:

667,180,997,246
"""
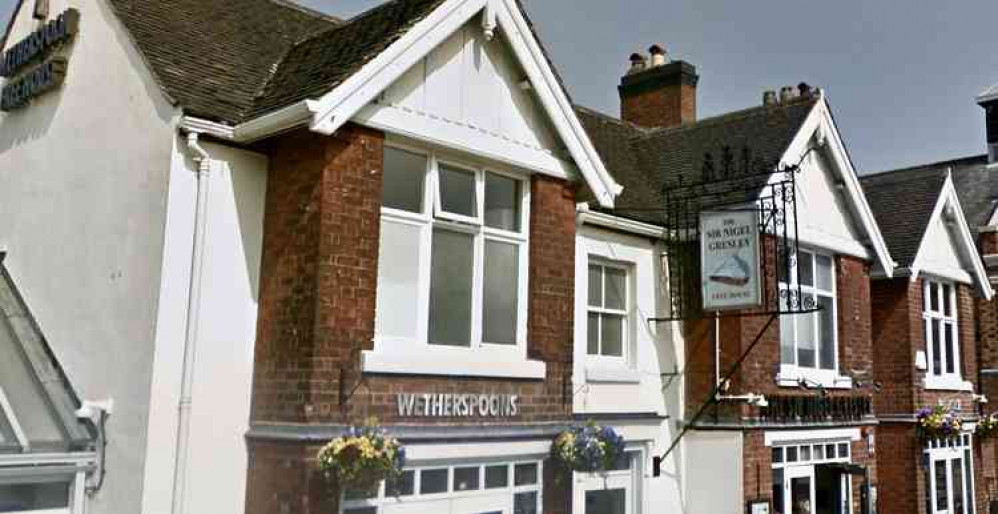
778,96,895,277
576,206,667,239
763,428,861,447
977,85,998,105
909,174,994,299
492,0,621,208
309,0,487,135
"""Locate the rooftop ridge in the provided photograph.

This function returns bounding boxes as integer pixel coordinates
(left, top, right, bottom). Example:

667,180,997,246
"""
863,154,989,180
638,95,818,139
268,0,343,24
573,104,648,132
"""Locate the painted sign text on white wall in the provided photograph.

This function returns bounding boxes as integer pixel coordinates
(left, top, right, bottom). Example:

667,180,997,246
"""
397,393,519,417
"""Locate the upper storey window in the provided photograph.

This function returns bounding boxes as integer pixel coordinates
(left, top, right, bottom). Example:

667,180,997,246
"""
923,280,961,384
375,145,529,355
779,250,840,386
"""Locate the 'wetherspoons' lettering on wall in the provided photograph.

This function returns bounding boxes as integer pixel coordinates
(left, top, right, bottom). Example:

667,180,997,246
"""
397,393,519,417
0,8,79,78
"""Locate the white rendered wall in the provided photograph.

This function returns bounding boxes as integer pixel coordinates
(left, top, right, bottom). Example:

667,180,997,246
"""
573,224,685,513
794,151,868,258
0,1,178,513
140,141,267,514
685,431,743,514
918,205,973,284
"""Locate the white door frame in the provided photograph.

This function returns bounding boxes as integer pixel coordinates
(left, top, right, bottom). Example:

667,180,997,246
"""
783,465,815,514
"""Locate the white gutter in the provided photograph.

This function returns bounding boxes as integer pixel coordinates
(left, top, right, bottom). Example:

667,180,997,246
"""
179,100,317,144
170,132,213,514
575,203,667,239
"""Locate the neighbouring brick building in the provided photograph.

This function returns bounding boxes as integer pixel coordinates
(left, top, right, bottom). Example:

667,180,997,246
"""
574,49,896,514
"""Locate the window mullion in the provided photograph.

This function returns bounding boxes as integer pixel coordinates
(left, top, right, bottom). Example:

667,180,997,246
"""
471,225,485,348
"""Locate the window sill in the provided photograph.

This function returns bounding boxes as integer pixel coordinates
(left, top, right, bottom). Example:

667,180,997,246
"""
585,365,641,384
923,376,974,392
776,370,853,389
361,350,546,379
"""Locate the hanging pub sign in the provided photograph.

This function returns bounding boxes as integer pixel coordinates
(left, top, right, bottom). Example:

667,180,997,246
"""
0,8,79,112
700,210,761,311
397,393,519,418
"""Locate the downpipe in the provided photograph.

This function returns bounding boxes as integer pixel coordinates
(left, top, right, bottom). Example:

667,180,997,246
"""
170,131,212,514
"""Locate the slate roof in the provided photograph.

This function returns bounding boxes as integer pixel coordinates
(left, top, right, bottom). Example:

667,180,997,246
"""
105,0,339,124
252,0,446,119
860,166,949,268
576,95,819,225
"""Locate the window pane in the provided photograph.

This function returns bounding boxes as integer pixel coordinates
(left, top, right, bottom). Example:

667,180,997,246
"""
0,482,70,511
930,282,940,312
376,220,423,341
826,444,836,458
778,249,790,285
420,468,449,494
604,268,626,310
772,468,785,514
797,304,816,368
514,463,538,486
383,147,425,213
816,254,833,291
439,165,477,217
819,295,835,370
965,449,974,513
514,491,538,514
838,443,849,458
799,252,814,287
483,241,518,344
587,313,600,355
429,229,474,347
485,465,508,489
800,445,811,461
932,319,942,376
588,265,603,307
945,323,956,375
787,446,798,462
344,483,378,500
0,319,65,446
453,466,480,491
814,444,824,460
943,284,953,317
953,458,965,514
485,173,520,231
600,315,624,357
387,470,415,497
935,460,948,510
772,447,784,464
607,451,634,472
780,294,795,365
585,489,625,514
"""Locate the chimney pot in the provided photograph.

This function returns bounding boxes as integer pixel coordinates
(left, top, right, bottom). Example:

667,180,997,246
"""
779,86,794,103
763,90,777,106
798,82,812,97
628,53,647,74
649,44,667,67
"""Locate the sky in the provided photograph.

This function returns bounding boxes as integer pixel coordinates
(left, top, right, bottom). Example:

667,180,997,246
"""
3,0,998,173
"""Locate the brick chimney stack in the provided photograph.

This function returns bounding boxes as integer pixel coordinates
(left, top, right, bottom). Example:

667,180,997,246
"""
619,44,699,129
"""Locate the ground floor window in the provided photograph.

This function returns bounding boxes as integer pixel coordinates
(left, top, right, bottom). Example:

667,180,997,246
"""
575,450,642,514
771,440,852,514
0,470,86,514
924,434,974,514
341,458,542,514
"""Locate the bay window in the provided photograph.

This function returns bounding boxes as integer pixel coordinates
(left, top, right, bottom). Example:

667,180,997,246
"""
373,145,531,374
923,280,961,387
779,250,839,385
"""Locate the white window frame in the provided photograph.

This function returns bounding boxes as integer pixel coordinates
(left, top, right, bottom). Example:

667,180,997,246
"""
0,460,89,514
924,433,975,514
770,439,854,514
778,249,850,389
586,261,630,365
572,447,644,514
923,279,969,391
368,143,543,379
340,458,543,514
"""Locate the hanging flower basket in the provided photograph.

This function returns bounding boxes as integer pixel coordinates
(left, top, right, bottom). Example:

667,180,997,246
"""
551,421,626,473
916,406,964,441
975,413,998,439
317,420,405,490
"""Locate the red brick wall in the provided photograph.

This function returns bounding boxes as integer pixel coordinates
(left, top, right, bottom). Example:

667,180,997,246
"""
246,126,578,514
620,83,696,129
876,424,922,514
871,278,918,416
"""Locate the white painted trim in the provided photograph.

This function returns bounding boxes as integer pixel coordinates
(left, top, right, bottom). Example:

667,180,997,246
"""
179,117,235,140
775,371,853,390
0,383,29,449
356,103,578,180
306,0,620,207
909,172,994,299
236,101,318,143
796,227,870,260
764,428,861,447
0,452,97,468
778,95,894,277
361,349,546,379
575,206,667,239
404,439,549,461
923,376,974,392
978,86,998,105
585,366,642,384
